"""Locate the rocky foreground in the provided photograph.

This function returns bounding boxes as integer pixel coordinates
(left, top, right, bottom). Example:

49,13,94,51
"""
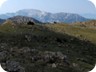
0,24,96,72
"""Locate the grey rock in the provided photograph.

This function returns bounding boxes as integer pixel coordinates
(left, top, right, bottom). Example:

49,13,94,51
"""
52,63,57,68
56,52,67,60
19,47,31,53
0,51,8,62
3,60,25,72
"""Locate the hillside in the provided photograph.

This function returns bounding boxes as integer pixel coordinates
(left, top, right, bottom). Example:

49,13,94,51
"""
0,22,96,72
0,9,89,23
73,20,96,28
7,16,41,25
45,23,96,44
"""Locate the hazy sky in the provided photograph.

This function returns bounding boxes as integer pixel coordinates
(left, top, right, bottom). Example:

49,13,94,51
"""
0,0,96,14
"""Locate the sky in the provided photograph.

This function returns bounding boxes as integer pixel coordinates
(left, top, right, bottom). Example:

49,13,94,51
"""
0,0,96,14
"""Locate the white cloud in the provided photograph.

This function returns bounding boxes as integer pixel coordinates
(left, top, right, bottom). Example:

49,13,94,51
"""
89,0,96,7
0,0,7,7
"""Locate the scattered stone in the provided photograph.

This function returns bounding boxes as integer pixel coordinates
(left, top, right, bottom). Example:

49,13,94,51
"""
56,52,67,60
19,47,31,53
25,35,31,42
2,60,25,72
72,63,78,67
0,51,8,62
52,63,57,68
0,43,8,50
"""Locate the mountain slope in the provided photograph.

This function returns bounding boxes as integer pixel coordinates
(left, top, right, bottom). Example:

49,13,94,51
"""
7,16,41,25
73,20,96,28
0,9,89,23
0,23,96,72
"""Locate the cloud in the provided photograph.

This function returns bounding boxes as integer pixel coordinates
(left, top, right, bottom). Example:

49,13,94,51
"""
89,0,96,7
0,0,7,7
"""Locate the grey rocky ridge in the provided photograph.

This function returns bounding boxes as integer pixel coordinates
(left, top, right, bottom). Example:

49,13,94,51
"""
8,16,41,25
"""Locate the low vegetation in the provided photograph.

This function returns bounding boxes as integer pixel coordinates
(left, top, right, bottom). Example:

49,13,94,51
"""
45,23,96,44
0,21,96,72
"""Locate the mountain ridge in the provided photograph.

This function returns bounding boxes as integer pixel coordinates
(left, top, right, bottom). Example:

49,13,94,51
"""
0,9,89,23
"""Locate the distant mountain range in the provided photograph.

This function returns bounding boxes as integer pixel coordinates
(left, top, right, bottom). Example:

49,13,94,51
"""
0,19,5,24
0,9,89,23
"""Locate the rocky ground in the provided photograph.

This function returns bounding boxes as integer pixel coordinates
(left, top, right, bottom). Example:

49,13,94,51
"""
0,24,96,72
